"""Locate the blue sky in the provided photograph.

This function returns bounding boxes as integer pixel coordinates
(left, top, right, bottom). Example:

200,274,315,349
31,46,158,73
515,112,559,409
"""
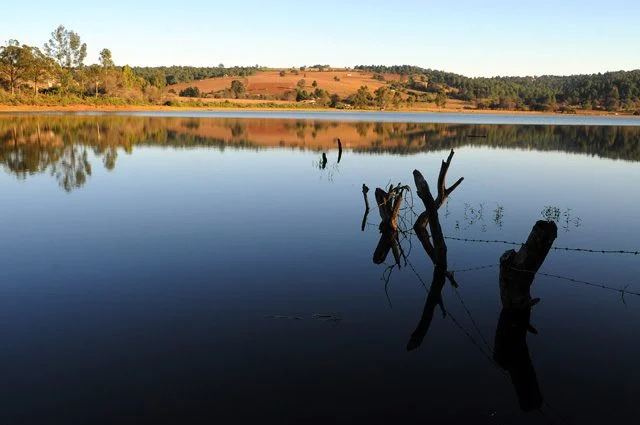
3,0,639,77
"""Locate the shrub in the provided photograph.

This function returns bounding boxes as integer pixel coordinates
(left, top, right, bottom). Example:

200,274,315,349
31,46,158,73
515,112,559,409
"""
179,87,201,97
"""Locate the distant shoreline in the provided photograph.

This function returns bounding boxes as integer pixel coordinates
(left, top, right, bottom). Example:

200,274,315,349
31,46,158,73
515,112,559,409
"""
1,103,638,118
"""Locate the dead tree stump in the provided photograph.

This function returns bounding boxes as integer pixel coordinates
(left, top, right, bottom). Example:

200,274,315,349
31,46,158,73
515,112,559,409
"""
372,185,405,264
493,220,557,411
499,220,558,309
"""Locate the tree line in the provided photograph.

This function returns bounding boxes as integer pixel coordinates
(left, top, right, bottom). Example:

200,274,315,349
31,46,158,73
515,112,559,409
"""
132,65,258,86
0,25,258,105
2,26,638,112
356,65,640,112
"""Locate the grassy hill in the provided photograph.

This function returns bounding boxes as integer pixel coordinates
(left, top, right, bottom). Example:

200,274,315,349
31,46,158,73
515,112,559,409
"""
167,70,401,100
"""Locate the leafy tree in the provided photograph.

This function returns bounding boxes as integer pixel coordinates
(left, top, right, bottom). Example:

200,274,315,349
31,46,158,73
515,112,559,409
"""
351,86,373,108
44,25,87,69
435,91,447,108
230,79,246,98
605,86,620,111
99,48,115,68
83,64,102,97
330,93,341,108
296,89,312,102
0,40,30,95
25,46,57,96
374,86,392,108
121,65,140,88
392,91,402,108
179,86,200,97
152,71,166,89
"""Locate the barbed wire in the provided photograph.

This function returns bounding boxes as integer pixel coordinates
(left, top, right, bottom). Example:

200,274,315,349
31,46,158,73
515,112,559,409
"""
444,236,640,256
446,262,640,300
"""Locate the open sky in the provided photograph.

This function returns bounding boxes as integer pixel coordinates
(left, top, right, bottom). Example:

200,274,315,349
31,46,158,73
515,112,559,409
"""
3,0,639,77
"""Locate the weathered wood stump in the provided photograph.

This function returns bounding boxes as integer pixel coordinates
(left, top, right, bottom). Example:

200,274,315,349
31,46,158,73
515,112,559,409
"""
499,220,558,309
493,220,557,411
372,185,404,264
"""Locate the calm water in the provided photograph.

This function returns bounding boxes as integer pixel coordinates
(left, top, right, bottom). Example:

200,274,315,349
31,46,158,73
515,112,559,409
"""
1,113,639,424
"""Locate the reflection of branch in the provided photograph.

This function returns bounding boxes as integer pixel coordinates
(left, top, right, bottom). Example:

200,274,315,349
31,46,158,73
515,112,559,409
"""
373,229,401,265
407,155,458,351
407,265,447,351
361,184,370,232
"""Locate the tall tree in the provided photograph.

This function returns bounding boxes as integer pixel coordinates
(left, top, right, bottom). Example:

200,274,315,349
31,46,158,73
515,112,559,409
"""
99,48,114,68
25,47,57,96
44,25,87,69
0,40,30,95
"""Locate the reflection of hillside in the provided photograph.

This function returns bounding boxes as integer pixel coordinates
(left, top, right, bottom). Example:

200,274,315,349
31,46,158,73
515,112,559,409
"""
351,124,640,160
2,116,640,190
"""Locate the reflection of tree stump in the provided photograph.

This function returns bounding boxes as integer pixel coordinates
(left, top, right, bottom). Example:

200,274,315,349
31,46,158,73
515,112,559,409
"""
499,220,558,309
494,220,557,411
406,152,462,350
494,307,542,411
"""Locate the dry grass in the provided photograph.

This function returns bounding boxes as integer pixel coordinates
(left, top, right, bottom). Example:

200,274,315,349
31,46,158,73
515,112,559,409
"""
168,70,401,98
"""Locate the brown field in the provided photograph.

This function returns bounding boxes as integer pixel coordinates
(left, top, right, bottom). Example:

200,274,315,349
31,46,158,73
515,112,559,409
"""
168,70,401,98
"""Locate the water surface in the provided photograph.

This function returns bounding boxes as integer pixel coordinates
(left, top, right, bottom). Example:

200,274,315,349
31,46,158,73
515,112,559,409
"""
1,113,639,424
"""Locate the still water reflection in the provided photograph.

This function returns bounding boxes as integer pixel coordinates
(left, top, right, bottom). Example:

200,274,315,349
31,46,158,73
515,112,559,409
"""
3,114,640,192
0,114,639,424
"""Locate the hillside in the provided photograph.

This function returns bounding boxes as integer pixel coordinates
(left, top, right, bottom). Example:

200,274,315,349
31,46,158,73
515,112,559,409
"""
168,70,400,99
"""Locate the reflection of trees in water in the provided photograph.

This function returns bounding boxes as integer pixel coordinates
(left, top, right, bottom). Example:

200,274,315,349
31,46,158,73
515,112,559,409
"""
351,123,640,161
0,116,141,191
3,115,640,192
51,145,92,192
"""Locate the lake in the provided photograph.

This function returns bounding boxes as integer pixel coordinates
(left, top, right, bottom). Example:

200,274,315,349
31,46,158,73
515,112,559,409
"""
1,112,639,424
